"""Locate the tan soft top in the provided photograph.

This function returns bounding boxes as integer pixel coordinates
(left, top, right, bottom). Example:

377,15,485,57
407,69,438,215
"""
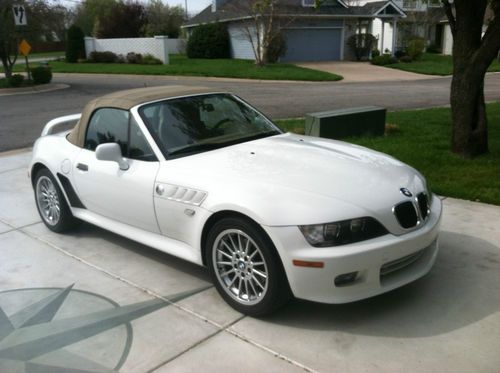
67,85,216,148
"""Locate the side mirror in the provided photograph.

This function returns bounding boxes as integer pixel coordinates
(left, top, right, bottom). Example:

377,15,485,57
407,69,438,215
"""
95,143,129,171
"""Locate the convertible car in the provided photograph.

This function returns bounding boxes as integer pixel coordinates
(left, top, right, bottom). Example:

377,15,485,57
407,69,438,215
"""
30,86,442,315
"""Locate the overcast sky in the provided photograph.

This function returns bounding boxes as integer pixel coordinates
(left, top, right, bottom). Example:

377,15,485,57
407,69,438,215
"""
167,0,212,14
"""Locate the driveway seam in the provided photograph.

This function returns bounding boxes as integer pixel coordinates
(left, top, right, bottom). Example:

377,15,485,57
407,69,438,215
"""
0,220,41,235
223,328,318,373
147,315,246,373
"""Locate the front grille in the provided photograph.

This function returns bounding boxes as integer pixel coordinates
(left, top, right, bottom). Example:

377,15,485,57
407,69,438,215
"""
380,249,425,277
394,201,418,228
417,193,429,220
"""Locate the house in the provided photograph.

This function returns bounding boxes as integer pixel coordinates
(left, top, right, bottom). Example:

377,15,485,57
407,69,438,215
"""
183,0,407,62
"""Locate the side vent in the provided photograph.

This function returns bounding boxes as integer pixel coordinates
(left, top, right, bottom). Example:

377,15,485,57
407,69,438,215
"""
57,173,86,209
155,183,207,206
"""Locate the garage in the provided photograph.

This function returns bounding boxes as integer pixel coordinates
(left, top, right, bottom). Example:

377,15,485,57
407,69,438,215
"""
281,28,343,62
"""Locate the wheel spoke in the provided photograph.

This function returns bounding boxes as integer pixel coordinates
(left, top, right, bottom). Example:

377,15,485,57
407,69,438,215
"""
248,277,258,297
253,268,267,279
244,279,249,300
252,275,265,290
221,239,235,254
219,268,236,277
217,249,232,260
237,277,243,299
216,261,232,266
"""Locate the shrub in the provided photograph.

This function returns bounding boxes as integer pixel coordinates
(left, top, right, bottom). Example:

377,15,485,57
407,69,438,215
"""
186,23,230,59
371,54,398,66
371,49,380,58
126,52,143,64
88,51,118,63
399,55,413,63
426,43,441,54
66,25,85,63
8,74,24,87
31,66,53,84
394,49,407,59
406,37,426,61
267,32,287,63
347,33,377,61
141,54,163,65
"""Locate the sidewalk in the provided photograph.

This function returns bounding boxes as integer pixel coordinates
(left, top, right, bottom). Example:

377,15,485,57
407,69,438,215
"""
297,61,443,82
1,149,499,372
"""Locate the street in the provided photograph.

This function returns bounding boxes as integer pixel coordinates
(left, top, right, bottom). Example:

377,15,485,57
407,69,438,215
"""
1,72,500,152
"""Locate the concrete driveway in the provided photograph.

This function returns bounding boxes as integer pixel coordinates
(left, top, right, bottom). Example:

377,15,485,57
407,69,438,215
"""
1,149,500,372
297,61,441,82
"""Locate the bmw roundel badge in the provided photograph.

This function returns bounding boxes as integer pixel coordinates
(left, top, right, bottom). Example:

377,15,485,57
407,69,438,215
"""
400,188,413,197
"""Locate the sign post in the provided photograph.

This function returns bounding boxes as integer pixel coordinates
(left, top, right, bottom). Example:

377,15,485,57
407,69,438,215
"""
19,39,32,81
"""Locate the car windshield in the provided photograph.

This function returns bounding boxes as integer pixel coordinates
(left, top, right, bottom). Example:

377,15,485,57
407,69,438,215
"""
138,93,282,158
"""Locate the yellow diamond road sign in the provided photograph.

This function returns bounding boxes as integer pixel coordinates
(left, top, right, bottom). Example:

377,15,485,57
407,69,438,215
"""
19,39,31,57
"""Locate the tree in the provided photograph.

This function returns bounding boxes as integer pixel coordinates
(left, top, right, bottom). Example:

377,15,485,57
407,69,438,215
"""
443,0,500,157
0,0,23,80
93,1,146,38
73,0,118,36
226,0,292,66
143,0,185,38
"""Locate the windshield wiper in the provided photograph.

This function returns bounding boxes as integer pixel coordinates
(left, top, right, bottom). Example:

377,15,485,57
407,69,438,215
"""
168,143,223,156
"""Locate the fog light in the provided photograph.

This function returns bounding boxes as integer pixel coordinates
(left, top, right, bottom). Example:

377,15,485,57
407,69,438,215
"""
334,271,358,287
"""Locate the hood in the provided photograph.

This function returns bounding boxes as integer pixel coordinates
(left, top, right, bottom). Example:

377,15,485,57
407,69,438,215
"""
157,133,426,230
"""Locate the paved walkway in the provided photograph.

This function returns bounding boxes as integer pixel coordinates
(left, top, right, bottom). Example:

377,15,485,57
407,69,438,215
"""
298,61,442,82
1,150,499,372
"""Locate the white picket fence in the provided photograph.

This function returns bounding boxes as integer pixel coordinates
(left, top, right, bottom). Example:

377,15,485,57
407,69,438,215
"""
84,36,184,64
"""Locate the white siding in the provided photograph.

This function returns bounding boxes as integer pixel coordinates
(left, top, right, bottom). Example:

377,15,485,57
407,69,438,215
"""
372,18,394,53
442,24,453,55
228,24,257,60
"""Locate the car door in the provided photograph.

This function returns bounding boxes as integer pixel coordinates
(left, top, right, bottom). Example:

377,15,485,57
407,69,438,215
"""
73,107,161,234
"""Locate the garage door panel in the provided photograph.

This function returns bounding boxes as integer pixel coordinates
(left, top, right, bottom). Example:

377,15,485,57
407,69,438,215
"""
282,28,342,62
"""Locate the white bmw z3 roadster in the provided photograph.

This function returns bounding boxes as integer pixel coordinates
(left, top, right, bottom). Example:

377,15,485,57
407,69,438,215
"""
30,86,442,315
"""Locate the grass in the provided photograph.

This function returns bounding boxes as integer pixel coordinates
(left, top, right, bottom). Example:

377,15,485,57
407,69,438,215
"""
28,51,64,59
275,102,500,205
3,54,342,81
0,77,35,89
388,53,500,76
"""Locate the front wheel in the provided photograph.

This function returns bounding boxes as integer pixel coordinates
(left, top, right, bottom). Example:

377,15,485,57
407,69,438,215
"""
206,217,290,316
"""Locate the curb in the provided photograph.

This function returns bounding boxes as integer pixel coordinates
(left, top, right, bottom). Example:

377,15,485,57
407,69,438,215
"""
0,83,69,96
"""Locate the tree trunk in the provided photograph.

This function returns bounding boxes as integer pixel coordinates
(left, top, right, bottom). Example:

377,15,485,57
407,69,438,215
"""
450,68,488,157
444,0,500,158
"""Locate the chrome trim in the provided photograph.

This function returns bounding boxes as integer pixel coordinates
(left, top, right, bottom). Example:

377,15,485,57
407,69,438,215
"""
392,192,432,231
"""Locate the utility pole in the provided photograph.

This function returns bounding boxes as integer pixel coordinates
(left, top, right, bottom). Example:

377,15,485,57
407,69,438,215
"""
184,0,188,19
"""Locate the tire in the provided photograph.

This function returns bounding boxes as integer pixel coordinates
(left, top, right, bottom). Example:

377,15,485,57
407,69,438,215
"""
34,168,78,233
206,217,290,316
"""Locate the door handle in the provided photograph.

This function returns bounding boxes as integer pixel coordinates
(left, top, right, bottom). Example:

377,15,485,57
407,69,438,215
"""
76,163,88,171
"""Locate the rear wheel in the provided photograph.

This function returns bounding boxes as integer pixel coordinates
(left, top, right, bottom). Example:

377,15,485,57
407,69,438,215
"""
34,168,77,232
206,217,290,316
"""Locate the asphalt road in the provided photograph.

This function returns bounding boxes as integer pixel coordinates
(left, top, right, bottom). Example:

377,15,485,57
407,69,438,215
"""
1,72,500,152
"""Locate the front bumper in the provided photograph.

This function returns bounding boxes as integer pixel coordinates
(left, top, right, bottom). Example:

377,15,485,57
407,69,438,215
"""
263,195,442,304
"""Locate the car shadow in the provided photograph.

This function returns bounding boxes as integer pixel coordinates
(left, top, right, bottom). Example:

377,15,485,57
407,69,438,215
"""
66,221,211,283
262,230,500,338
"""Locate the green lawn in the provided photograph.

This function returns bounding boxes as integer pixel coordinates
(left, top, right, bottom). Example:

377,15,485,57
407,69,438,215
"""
276,103,500,205
388,53,500,76
28,51,64,59
4,55,342,81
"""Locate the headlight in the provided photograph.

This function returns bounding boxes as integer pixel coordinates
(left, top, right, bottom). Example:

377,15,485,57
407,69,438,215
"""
299,217,388,247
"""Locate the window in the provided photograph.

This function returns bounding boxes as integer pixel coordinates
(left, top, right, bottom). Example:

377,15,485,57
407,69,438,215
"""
85,108,157,162
139,94,281,158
